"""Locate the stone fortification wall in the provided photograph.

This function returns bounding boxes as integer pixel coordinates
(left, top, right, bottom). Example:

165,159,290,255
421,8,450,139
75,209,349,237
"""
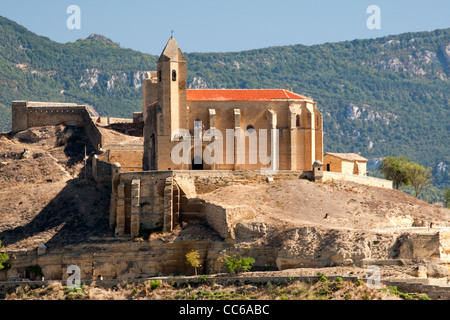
11,101,103,152
83,111,103,151
322,171,392,189
204,204,256,241
95,117,134,125
108,170,314,237
98,146,143,173
92,155,113,183
0,240,229,281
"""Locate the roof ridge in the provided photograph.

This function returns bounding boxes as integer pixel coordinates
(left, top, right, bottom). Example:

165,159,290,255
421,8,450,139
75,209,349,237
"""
186,89,312,101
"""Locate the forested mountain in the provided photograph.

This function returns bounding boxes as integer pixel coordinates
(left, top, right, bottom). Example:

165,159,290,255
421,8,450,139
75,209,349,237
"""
0,16,448,196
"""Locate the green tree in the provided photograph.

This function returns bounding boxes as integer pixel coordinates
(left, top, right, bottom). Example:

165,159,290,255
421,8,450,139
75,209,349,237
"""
379,155,411,189
0,240,9,271
404,162,433,198
444,188,450,208
185,250,201,276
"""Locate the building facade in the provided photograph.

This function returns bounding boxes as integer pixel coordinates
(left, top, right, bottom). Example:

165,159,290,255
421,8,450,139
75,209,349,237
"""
142,37,323,171
323,152,368,176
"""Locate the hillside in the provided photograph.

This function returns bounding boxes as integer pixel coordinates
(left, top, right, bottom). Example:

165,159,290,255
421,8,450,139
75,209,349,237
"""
0,16,448,192
0,126,448,255
0,126,449,301
0,126,111,251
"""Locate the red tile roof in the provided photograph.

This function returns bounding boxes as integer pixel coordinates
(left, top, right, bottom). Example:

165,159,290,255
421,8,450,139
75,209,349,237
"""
186,89,312,102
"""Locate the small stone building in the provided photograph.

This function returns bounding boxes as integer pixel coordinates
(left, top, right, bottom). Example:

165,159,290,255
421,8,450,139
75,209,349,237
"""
323,152,368,176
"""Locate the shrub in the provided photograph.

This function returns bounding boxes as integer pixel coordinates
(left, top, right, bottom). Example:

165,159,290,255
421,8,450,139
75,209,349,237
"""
389,286,413,300
198,275,207,284
150,280,161,290
223,255,255,274
0,241,9,271
317,287,330,296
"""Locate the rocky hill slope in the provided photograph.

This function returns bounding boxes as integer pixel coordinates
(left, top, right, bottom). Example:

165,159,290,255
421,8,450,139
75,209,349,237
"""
0,126,111,251
0,126,448,272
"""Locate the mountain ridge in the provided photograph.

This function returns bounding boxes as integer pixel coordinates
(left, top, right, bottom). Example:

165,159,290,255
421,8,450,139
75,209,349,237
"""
0,16,448,197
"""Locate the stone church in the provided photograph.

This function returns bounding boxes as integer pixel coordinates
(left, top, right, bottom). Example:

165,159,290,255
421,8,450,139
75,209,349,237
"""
142,37,323,172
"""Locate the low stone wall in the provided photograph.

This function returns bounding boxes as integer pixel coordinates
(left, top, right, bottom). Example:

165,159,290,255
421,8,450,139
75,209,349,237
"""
322,171,393,189
92,155,113,183
98,147,143,173
108,170,314,236
94,117,134,125
0,240,230,281
205,204,256,241
380,279,450,299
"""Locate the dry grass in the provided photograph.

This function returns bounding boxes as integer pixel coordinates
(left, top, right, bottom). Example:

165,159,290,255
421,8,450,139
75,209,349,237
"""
5,277,430,300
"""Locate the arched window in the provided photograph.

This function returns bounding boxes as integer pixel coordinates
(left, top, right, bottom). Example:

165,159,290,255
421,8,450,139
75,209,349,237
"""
296,115,300,127
172,70,177,81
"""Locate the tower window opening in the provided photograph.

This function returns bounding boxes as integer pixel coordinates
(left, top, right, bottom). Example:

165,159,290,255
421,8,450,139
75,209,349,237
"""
172,70,177,81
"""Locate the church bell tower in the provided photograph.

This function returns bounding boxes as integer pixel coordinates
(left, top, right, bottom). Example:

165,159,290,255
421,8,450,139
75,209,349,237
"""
157,37,187,139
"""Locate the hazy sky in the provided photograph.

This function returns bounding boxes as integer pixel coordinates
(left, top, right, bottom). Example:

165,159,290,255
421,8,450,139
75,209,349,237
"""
1,0,449,55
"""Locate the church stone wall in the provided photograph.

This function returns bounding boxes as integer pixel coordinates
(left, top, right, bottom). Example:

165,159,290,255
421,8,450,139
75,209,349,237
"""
148,99,323,172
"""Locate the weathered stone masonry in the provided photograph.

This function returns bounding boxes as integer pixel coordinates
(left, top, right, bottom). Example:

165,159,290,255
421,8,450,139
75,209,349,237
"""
11,101,103,152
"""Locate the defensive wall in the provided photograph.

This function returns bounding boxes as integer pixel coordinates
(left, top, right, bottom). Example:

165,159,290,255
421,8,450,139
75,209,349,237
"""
97,144,143,172
11,101,103,152
11,101,144,171
107,168,316,238
322,171,393,189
